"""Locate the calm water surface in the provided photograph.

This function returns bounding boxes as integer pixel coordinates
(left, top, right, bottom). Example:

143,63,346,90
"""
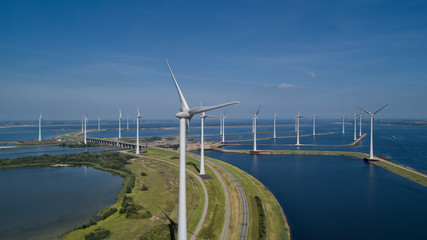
205,151,427,240
0,166,123,240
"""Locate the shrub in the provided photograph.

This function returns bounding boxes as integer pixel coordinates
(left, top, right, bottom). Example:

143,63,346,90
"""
141,184,149,191
97,207,117,220
85,228,111,240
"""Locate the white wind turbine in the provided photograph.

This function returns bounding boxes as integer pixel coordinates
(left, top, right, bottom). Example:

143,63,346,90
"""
350,111,360,141
342,114,345,134
251,105,261,151
38,112,42,141
81,116,84,132
118,109,122,139
313,113,316,136
359,114,363,137
84,115,88,145
296,112,303,146
167,60,239,240
136,107,141,154
200,112,217,175
127,114,129,130
98,117,101,130
273,113,278,139
221,113,226,143
358,104,389,160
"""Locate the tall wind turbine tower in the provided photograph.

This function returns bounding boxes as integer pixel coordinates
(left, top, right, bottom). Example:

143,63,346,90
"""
342,114,345,134
351,112,359,141
221,113,226,143
136,107,141,154
167,60,238,240
296,112,302,146
313,113,316,136
251,106,261,151
127,115,129,130
273,113,278,139
84,115,87,145
98,117,100,130
359,114,363,137
118,109,122,139
81,116,84,132
38,112,42,141
358,104,389,160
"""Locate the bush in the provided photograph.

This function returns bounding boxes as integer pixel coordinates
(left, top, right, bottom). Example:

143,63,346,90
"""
141,184,149,191
85,228,111,240
141,172,147,176
170,156,179,159
78,218,97,229
126,175,136,193
97,207,117,220
255,196,266,240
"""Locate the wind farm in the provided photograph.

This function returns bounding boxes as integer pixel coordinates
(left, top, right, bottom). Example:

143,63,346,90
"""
1,1,427,240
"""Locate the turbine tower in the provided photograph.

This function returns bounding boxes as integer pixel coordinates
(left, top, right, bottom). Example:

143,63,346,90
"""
127,115,129,130
251,105,261,151
296,112,302,145
219,114,223,137
313,113,316,136
98,117,101,130
81,116,84,132
342,114,345,134
84,115,87,145
350,111,359,141
38,112,42,141
118,109,122,139
358,104,389,160
273,113,278,139
136,107,141,154
167,60,238,240
221,113,226,143
359,114,363,137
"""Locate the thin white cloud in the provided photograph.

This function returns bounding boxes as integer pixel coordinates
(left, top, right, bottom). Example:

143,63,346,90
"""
278,83,294,89
305,70,316,79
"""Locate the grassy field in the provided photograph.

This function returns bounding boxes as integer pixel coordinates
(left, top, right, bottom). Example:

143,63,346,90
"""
372,160,427,187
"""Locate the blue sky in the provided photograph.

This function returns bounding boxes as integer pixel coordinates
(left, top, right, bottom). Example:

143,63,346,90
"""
0,0,426,120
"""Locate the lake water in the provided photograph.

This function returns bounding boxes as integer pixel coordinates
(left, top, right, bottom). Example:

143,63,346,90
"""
204,151,427,240
0,166,123,240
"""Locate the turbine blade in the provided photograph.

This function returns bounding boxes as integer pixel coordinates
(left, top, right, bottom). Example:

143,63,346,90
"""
205,114,218,118
188,101,239,116
137,106,140,117
357,106,372,115
256,105,261,116
373,104,389,115
166,59,190,111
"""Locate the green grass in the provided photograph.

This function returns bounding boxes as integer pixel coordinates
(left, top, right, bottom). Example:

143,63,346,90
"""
372,160,427,187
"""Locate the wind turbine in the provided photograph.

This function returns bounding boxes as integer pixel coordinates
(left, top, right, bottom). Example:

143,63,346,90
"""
313,113,316,136
350,111,360,141
251,105,261,151
81,116,84,132
127,114,129,130
221,113,226,143
359,114,363,137
167,60,239,240
98,117,101,130
136,107,141,154
84,115,87,145
38,112,42,141
296,112,303,146
118,109,122,139
273,113,278,139
342,114,345,134
358,104,389,160
294,114,297,132
199,112,217,175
